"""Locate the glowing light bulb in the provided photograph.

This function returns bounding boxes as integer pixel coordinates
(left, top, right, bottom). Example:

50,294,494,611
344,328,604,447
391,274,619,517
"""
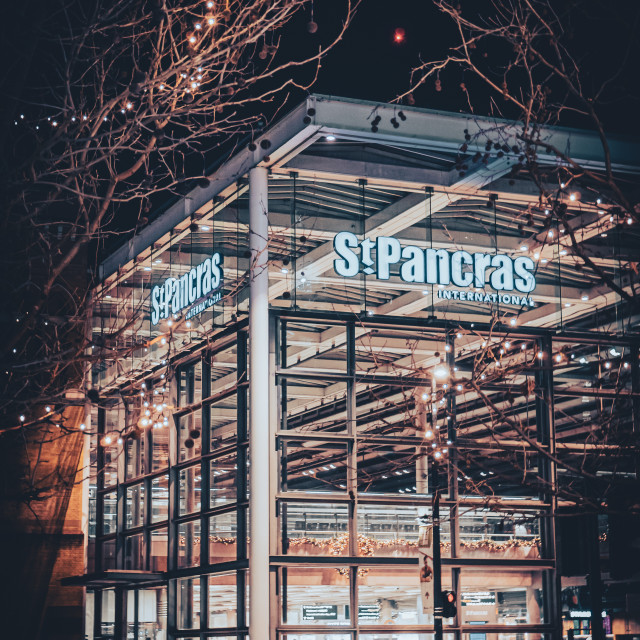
189,36,196,44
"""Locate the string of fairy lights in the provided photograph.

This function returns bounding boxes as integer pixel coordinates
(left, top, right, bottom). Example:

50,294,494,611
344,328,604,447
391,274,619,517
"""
10,0,297,137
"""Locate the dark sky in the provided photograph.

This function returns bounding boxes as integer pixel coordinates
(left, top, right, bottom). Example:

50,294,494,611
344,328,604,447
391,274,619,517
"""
277,0,640,136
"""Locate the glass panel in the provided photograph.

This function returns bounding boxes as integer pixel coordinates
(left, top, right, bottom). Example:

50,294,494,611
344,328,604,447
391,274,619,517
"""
210,391,238,446
210,452,237,507
180,360,203,406
458,509,542,560
177,577,200,629
102,539,116,570
150,527,168,572
102,446,118,487
282,566,350,625
459,568,545,626
151,424,169,471
356,503,451,558
284,321,348,373
103,490,117,534
100,589,115,639
209,511,237,563
178,519,201,568
208,573,237,628
281,378,349,435
358,564,423,625
138,587,167,640
282,441,348,492
124,533,145,569
179,464,202,515
282,503,349,555
85,591,94,640
125,432,146,480
355,441,428,496
151,474,169,523
125,483,145,529
178,412,202,461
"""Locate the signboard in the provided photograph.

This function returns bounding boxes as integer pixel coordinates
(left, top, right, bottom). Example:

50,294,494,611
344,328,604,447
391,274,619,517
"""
333,232,537,308
358,604,380,621
569,610,607,619
462,592,496,606
418,523,435,615
150,253,223,325
302,605,338,621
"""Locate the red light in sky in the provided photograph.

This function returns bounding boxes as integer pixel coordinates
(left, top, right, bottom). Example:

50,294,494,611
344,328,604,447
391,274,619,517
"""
393,28,406,43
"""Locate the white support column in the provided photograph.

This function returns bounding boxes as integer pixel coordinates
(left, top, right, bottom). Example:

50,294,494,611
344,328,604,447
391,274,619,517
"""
249,166,270,638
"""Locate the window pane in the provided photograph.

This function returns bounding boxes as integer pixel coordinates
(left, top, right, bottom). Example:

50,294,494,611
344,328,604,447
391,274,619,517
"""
138,587,167,640
210,453,237,508
151,474,169,523
102,539,116,570
282,566,350,625
178,412,202,461
103,490,117,534
178,520,201,568
125,433,146,480
124,533,145,570
208,573,237,628
125,484,145,529
356,503,451,558
177,577,200,629
282,441,348,492
209,511,237,563
100,589,115,638
358,565,422,625
150,528,168,572
179,465,202,515
282,503,349,555
210,391,238,447
151,425,169,471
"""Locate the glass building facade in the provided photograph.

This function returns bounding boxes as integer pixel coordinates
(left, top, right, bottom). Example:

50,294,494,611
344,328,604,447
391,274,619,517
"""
78,96,640,640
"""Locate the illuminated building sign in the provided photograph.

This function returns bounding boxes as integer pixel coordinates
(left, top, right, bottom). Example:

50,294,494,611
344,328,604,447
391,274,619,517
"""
333,232,537,307
151,253,223,325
